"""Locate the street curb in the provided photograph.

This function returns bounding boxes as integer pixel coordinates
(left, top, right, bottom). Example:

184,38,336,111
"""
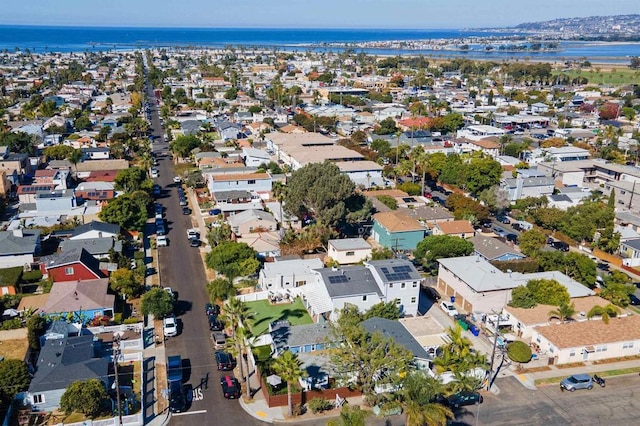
514,373,538,390
238,398,274,424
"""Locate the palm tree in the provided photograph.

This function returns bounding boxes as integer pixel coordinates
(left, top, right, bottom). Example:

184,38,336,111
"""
222,298,254,389
272,350,306,418
400,371,453,426
587,304,620,324
271,181,287,227
225,325,255,398
66,148,83,176
548,302,576,323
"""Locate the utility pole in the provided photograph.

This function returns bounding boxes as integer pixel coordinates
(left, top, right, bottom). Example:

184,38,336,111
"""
113,335,123,426
629,180,636,210
488,311,500,391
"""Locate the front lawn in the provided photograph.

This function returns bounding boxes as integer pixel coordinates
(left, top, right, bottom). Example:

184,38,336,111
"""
246,298,313,336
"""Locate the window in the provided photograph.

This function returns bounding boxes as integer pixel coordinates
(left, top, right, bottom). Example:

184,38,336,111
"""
362,295,367,301
389,283,393,288
395,299,401,305
33,394,45,404
401,283,406,289
623,342,634,349
248,180,256,185
346,251,355,256
412,281,418,288
410,297,416,303
569,350,576,357
295,280,306,287
64,267,74,275
596,345,608,353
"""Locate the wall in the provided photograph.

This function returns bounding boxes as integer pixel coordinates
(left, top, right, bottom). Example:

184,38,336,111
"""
328,247,371,265
436,266,511,314
0,253,34,269
46,263,100,282
532,331,640,365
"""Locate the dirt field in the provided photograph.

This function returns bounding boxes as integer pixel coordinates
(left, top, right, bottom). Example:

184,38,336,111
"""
0,338,29,361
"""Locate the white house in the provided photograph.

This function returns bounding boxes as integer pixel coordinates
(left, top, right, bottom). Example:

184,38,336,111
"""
69,221,120,240
258,257,324,290
327,238,372,265
334,161,385,189
242,147,271,168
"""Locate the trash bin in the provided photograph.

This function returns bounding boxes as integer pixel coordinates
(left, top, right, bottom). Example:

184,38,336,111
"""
450,296,456,304
470,325,479,336
458,319,469,331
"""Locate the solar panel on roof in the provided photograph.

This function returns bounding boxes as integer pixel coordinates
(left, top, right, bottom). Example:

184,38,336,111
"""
392,265,412,273
328,275,348,284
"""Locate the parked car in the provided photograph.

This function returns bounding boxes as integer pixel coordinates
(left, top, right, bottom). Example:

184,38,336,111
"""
220,375,241,399
209,316,224,331
156,235,168,247
447,391,483,408
173,176,182,183
209,208,222,216
179,198,188,207
506,234,518,244
497,216,510,224
215,351,235,371
182,207,191,215
164,287,176,300
211,331,227,349
560,374,593,392
168,381,186,413
189,238,201,248
205,303,220,316
187,229,200,239
163,316,178,338
551,241,569,252
440,301,459,317
424,286,441,301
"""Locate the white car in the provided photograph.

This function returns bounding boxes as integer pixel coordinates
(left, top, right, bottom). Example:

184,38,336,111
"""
173,176,182,183
440,301,459,317
157,235,168,247
163,316,178,337
164,287,175,299
186,228,199,240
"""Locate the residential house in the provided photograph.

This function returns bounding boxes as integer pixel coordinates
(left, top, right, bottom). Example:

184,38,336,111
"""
0,229,41,268
504,295,616,340
501,171,555,202
436,256,594,314
265,201,301,230
40,248,106,282
34,189,76,212
399,315,450,359
362,317,431,370
236,232,281,259
404,205,455,228
74,181,116,203
365,259,421,316
227,209,277,235
59,237,121,259
25,334,109,412
453,138,501,158
258,257,324,290
16,184,57,204
216,121,242,140
41,278,115,319
242,147,271,167
212,190,263,217
270,321,334,356
205,170,272,197
34,169,70,189
531,315,640,365
81,147,110,160
0,149,31,179
335,161,385,188
619,238,640,266
327,238,372,265
432,220,475,238
371,211,426,251
470,234,526,262
69,221,120,240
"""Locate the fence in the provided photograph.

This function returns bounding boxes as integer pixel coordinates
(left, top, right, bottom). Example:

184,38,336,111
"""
87,323,144,334
235,290,270,303
66,413,143,426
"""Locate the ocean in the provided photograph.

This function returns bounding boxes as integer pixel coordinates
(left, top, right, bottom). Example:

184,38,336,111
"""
1,25,640,62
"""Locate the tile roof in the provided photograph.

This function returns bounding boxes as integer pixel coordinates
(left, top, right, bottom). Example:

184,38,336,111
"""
211,172,270,182
470,234,524,261
374,211,425,233
42,247,104,278
534,314,640,349
435,220,475,235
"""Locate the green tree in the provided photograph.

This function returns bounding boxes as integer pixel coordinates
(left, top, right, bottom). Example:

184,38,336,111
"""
599,281,635,307
67,148,83,174
74,115,93,131
370,139,391,158
445,193,489,224
414,235,474,270
373,117,398,135
99,192,150,231
548,302,576,323
587,304,620,324
109,268,142,299
170,134,201,159
206,223,233,247
114,167,153,193
0,359,31,403
527,279,570,306
369,247,394,260
506,341,532,363
562,252,597,288
363,301,401,320
27,315,48,350
60,379,109,418
284,162,368,227
518,229,547,256
205,242,259,280
140,287,174,318
509,285,537,309
400,371,453,426
272,350,307,418
43,144,75,160
327,405,370,426
207,278,235,302
465,156,502,194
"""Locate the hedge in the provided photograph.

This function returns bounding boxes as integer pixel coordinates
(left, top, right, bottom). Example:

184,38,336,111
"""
0,267,23,286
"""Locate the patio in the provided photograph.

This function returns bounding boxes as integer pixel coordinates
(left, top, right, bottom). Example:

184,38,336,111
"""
246,298,313,336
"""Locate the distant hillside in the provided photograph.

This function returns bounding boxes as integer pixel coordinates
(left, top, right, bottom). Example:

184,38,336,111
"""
513,14,640,36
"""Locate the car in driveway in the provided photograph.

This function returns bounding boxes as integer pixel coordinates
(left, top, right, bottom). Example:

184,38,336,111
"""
220,375,241,399
440,301,459,317
560,374,593,392
168,381,186,413
447,391,483,408
215,351,235,371
163,316,178,337
506,233,518,244
497,216,511,224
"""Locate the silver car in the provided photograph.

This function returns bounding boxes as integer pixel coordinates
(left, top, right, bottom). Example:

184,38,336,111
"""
560,374,593,392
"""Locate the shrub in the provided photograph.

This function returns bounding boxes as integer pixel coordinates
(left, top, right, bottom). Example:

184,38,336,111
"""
21,270,43,283
133,251,145,260
0,267,23,286
0,318,22,330
307,398,334,414
124,317,140,325
112,313,123,324
507,341,532,363
376,195,398,210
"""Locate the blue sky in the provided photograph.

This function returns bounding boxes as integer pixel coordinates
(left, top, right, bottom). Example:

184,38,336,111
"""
2,0,638,28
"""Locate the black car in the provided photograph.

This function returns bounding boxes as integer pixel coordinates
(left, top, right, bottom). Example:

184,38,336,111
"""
424,286,441,301
506,233,518,244
168,382,186,413
154,204,163,214
220,375,241,399
206,303,220,316
447,391,483,408
208,315,224,331
189,238,201,247
182,207,191,215
215,351,235,371
497,216,510,224
551,241,569,252
597,262,610,271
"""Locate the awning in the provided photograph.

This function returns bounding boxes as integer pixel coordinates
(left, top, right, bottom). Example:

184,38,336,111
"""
584,346,595,353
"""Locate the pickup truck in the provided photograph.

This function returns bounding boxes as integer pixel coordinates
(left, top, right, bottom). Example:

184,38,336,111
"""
167,355,183,384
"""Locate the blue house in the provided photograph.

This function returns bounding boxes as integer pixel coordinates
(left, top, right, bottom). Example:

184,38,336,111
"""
269,321,335,356
470,235,526,262
41,278,115,322
371,211,426,251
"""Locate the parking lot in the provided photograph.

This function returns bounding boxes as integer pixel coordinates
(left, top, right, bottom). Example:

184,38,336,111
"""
453,374,640,425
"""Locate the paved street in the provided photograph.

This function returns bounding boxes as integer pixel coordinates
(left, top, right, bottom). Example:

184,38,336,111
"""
142,81,264,425
453,375,640,426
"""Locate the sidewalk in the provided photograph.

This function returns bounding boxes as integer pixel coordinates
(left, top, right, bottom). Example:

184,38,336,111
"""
513,358,640,390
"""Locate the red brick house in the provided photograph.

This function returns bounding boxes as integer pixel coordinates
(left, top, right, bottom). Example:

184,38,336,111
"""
40,248,107,282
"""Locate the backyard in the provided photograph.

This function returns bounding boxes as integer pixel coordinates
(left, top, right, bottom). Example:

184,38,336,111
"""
246,298,313,336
